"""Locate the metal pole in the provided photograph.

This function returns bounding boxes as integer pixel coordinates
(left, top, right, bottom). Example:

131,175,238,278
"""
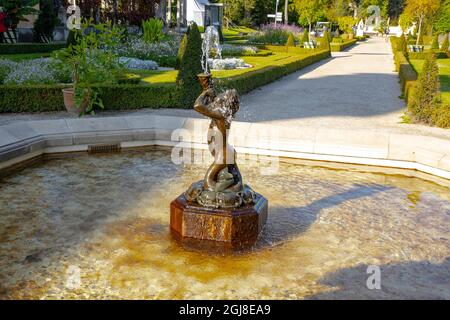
274,0,279,26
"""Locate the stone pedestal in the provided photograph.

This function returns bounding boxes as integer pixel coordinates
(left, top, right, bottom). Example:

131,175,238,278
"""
170,194,268,251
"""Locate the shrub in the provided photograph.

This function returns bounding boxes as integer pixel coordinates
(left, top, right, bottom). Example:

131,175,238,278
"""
320,31,330,51
337,16,357,34
396,34,408,58
432,103,450,128
300,31,309,46
142,18,164,43
33,0,59,43
431,34,440,50
176,32,188,70
408,53,440,124
286,33,295,47
0,49,331,112
221,44,258,56
330,39,357,52
176,22,203,108
441,33,449,52
118,57,158,70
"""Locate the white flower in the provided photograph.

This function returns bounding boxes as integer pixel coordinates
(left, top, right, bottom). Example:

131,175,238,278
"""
118,57,159,70
3,58,57,85
208,58,251,70
221,44,258,56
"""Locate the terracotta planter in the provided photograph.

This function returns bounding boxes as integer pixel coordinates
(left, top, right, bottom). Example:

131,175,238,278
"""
62,88,88,114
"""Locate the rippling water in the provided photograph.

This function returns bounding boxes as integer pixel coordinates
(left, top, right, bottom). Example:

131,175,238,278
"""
0,149,449,299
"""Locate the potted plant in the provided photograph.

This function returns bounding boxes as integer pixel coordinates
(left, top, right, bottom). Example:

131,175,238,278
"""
54,20,124,115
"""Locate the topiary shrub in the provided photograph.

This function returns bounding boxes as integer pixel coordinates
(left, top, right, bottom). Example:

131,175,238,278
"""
300,31,309,47
175,31,188,70
286,33,295,47
441,33,449,52
431,34,440,50
176,22,203,108
408,53,440,124
397,34,408,59
33,0,59,43
320,31,330,51
432,103,450,128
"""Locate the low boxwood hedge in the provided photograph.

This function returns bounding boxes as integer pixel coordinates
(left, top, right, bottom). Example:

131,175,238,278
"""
330,39,357,52
0,49,330,112
0,43,66,54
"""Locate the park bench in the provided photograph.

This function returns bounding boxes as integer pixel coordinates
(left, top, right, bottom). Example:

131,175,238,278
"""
303,42,317,49
408,45,424,52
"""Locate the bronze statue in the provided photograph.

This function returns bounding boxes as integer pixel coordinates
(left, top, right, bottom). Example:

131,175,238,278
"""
185,74,255,208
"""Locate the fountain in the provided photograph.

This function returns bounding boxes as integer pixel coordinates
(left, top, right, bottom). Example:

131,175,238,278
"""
169,29,268,250
201,26,251,72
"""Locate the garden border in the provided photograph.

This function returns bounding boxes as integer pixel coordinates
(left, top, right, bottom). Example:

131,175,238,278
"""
0,49,331,112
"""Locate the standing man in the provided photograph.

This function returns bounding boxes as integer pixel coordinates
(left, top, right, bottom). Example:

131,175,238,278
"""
0,7,6,43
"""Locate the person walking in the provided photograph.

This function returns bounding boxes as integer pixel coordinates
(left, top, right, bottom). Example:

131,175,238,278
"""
0,7,6,43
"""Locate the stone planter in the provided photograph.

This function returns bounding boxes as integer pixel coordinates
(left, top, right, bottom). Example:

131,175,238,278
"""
62,88,88,114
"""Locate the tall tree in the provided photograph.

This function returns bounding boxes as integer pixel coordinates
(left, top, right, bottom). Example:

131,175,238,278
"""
404,0,440,45
294,0,325,40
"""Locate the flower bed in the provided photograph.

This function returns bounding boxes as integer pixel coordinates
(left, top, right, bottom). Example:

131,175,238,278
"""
208,58,251,70
118,57,159,70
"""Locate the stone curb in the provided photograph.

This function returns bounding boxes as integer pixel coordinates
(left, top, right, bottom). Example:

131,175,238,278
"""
0,115,449,181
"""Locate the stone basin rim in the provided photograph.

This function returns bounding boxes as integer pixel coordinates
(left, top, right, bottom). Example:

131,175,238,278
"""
0,115,448,185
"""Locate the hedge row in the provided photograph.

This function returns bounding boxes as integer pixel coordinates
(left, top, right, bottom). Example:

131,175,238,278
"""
0,49,330,112
390,37,449,128
0,43,66,54
330,39,357,52
217,49,331,94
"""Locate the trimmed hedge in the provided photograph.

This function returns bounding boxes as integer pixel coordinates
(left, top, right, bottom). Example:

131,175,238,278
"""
0,49,331,112
330,39,357,52
0,43,66,54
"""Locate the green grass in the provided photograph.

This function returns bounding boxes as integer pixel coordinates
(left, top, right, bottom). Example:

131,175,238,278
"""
223,27,256,42
133,52,307,85
410,58,450,105
0,52,52,61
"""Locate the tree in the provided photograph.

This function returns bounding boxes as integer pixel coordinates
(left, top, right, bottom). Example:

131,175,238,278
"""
409,53,440,123
33,0,59,43
404,0,441,45
176,22,203,109
294,0,325,41
434,0,450,34
337,16,357,34
0,0,39,32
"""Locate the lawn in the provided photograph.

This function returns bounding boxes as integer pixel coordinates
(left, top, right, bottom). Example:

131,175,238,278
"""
410,58,450,105
134,51,311,85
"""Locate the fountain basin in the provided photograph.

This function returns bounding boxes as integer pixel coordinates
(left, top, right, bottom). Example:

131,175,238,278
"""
0,148,449,299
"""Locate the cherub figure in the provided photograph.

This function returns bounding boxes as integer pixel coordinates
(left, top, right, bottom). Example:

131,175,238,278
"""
185,76,254,208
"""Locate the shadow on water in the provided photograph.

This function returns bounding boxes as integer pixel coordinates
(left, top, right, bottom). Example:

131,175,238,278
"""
256,183,393,248
305,258,450,299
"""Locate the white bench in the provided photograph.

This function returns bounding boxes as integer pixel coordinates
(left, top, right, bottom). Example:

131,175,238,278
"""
303,42,316,49
408,45,424,52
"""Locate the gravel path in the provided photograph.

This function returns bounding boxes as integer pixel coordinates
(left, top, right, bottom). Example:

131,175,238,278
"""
1,37,448,138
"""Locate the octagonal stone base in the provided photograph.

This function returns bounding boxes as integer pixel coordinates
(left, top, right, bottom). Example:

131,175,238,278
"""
170,193,268,251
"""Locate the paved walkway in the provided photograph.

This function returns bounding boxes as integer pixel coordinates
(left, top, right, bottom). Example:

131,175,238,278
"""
0,37,448,138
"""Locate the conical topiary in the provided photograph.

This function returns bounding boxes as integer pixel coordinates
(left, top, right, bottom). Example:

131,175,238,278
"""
441,33,449,52
286,33,295,47
397,33,408,58
409,53,441,123
176,22,203,108
300,31,309,47
176,30,189,70
320,31,330,51
431,34,439,50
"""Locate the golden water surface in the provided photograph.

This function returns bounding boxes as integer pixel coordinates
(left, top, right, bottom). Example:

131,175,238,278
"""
0,149,449,299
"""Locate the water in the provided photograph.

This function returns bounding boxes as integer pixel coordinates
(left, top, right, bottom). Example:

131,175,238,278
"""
0,149,449,299
202,26,222,74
